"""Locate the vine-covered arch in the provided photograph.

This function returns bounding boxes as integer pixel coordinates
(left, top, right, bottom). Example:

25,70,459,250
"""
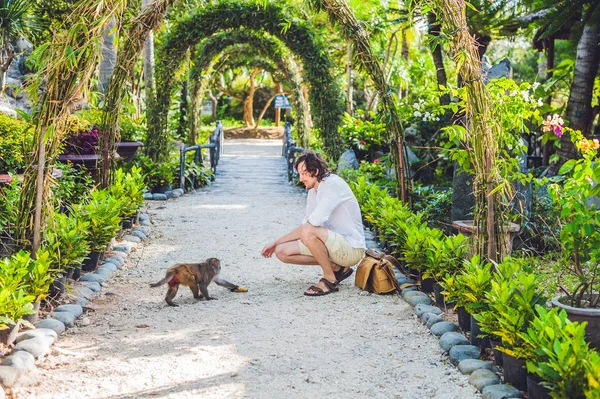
147,1,343,163
188,29,310,143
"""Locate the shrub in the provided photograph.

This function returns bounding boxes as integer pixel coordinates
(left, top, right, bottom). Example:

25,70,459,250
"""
0,113,35,172
76,189,123,251
44,211,90,273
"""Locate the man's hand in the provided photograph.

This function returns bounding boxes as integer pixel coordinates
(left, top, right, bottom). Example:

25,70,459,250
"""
261,241,277,258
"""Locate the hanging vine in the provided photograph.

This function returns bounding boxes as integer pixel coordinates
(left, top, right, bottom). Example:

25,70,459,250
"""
16,0,126,252
424,0,504,261
148,1,344,163
308,0,409,202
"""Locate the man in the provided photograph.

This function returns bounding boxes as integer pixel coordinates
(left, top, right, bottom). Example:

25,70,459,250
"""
261,150,366,296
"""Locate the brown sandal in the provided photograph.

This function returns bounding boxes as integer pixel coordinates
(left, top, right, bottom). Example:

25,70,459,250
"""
304,278,339,296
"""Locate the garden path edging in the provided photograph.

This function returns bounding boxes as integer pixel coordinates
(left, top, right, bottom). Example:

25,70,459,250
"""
0,211,152,393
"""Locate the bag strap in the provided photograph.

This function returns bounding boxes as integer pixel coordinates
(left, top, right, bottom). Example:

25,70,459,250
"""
380,261,401,292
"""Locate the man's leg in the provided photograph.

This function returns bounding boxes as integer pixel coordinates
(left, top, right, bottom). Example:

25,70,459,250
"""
275,225,341,294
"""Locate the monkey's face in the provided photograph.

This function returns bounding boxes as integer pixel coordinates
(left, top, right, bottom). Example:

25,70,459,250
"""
208,258,221,274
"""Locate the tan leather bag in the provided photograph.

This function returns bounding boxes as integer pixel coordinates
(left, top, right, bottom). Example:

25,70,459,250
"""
354,249,402,294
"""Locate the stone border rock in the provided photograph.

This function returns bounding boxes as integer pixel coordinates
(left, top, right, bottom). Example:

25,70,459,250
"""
395,271,523,399
143,188,184,201
0,212,152,395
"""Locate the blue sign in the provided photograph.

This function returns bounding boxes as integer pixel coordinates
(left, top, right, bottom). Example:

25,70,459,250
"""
274,94,291,109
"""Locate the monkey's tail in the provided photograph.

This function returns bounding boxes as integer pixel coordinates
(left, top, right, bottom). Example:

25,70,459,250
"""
150,271,175,288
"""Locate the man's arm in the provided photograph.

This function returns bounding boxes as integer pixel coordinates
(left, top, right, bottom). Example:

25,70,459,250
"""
261,224,307,258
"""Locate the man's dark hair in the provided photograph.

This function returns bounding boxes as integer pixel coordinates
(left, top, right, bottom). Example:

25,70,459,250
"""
294,150,331,181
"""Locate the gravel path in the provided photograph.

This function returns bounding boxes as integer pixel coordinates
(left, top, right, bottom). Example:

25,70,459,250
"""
23,139,479,399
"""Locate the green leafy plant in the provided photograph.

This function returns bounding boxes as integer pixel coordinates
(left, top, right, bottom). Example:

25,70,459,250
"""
52,162,94,210
549,128,600,308
0,113,35,172
522,306,594,399
76,189,123,251
0,177,20,240
44,211,90,273
338,111,386,156
441,255,492,313
22,249,54,302
108,167,146,218
401,222,443,272
482,259,547,359
0,252,36,329
587,352,600,398
425,234,470,280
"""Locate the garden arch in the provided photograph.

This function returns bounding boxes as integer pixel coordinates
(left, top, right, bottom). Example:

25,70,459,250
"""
188,29,310,144
147,1,343,163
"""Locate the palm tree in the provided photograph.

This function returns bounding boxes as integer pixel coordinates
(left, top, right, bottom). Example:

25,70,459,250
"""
97,16,117,94
0,0,41,91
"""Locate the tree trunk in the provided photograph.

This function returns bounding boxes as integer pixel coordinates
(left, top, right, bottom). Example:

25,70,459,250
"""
274,82,282,126
556,22,600,169
0,47,16,92
176,76,189,139
346,42,353,115
243,67,259,127
142,0,155,96
428,13,450,106
98,16,117,94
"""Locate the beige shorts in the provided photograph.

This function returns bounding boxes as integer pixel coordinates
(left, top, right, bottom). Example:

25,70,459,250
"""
298,230,365,267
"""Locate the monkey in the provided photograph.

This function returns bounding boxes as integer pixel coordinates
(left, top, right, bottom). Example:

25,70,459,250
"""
149,257,246,306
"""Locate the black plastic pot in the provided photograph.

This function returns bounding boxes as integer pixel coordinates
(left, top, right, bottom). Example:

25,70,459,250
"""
470,315,490,348
82,251,104,272
72,267,81,281
64,267,75,280
48,275,66,300
503,352,527,391
420,277,435,293
489,338,503,367
121,218,133,229
527,373,551,399
456,306,471,331
433,283,446,307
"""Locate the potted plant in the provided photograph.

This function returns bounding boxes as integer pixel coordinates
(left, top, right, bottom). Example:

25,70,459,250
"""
21,249,54,323
44,211,90,280
548,127,600,349
76,189,123,271
401,222,443,292
0,252,36,344
424,233,469,306
586,352,600,398
441,255,493,333
115,115,145,162
482,263,546,392
108,167,146,227
521,306,595,399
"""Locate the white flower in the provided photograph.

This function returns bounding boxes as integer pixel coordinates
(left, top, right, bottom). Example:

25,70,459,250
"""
510,90,518,96
537,98,544,107
533,82,540,89
413,111,422,117
424,112,431,120
413,103,420,110
521,90,530,102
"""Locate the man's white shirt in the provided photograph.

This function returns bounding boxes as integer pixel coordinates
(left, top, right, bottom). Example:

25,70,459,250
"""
302,174,366,249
